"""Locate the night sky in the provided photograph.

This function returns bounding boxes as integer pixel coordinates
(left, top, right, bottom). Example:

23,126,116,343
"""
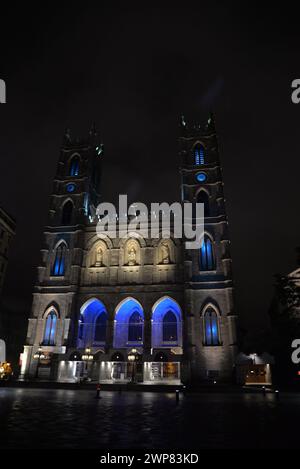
0,5,299,332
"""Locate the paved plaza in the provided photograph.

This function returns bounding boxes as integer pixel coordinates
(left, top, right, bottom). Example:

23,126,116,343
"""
0,388,298,449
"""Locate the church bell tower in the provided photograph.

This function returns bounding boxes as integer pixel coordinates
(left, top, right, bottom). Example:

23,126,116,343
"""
180,114,237,383
20,126,103,380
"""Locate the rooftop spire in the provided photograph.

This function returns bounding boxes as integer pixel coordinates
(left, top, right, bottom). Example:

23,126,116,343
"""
63,128,71,145
89,122,97,137
207,112,216,131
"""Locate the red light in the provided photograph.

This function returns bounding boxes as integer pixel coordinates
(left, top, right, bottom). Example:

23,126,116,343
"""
297,371,300,376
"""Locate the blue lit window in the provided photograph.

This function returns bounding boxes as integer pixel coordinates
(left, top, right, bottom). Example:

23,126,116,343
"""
204,308,220,346
94,311,107,343
70,156,80,177
52,243,66,276
151,297,182,348
114,298,144,348
128,311,144,343
199,236,215,271
194,145,205,166
78,300,108,348
66,183,76,193
43,310,58,346
196,172,207,183
162,310,178,342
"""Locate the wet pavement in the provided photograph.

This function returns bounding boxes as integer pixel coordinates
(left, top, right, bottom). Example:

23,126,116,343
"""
0,388,299,449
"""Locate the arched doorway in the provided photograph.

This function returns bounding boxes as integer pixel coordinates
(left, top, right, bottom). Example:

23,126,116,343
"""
113,298,144,348
151,297,182,348
78,299,108,349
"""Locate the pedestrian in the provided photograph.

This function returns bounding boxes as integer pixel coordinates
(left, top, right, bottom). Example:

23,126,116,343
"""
96,383,101,399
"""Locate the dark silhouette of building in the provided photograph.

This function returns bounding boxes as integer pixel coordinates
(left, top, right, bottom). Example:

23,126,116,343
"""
0,206,16,363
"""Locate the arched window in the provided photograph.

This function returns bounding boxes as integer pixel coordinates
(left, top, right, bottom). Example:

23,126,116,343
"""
62,200,73,225
52,243,66,276
197,191,210,217
194,144,205,166
128,311,143,343
70,156,80,177
204,307,220,346
163,311,178,342
43,310,58,346
151,297,182,348
114,298,144,348
199,236,215,271
78,299,107,348
94,311,107,343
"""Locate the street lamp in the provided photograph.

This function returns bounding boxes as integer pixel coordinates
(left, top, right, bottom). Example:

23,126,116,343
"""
33,346,45,379
82,348,94,361
128,348,138,383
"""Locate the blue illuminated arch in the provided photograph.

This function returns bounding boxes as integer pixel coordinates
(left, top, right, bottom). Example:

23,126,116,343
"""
152,297,182,348
203,306,220,346
199,235,215,271
163,311,178,342
114,298,144,348
128,311,143,342
194,144,205,166
52,241,67,277
43,309,58,346
78,299,107,348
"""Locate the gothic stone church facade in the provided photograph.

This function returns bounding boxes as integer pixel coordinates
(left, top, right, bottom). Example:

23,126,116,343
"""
20,117,237,385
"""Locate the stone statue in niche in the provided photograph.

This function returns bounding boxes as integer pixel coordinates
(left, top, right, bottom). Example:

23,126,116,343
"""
161,242,171,264
95,248,104,267
127,246,137,266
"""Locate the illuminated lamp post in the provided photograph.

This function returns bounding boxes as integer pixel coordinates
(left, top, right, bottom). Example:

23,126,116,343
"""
82,348,94,380
128,348,138,383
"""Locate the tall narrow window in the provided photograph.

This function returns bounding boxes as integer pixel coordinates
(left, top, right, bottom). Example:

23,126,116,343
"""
62,200,73,225
94,312,107,343
52,243,66,276
43,310,58,346
199,236,215,271
128,311,143,343
162,310,178,342
194,145,205,166
204,308,220,346
70,156,80,176
197,191,210,217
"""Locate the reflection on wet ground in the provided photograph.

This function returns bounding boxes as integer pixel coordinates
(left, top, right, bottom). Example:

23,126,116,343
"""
0,388,298,449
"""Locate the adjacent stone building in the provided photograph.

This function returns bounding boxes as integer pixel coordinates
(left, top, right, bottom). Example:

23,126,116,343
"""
0,207,16,295
0,206,16,363
20,116,237,385
269,260,300,385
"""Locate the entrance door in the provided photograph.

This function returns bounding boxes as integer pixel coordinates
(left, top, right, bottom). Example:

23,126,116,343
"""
163,362,179,379
112,362,127,381
149,362,180,382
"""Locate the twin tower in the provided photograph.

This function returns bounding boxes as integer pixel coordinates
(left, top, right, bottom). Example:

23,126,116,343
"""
20,116,237,385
